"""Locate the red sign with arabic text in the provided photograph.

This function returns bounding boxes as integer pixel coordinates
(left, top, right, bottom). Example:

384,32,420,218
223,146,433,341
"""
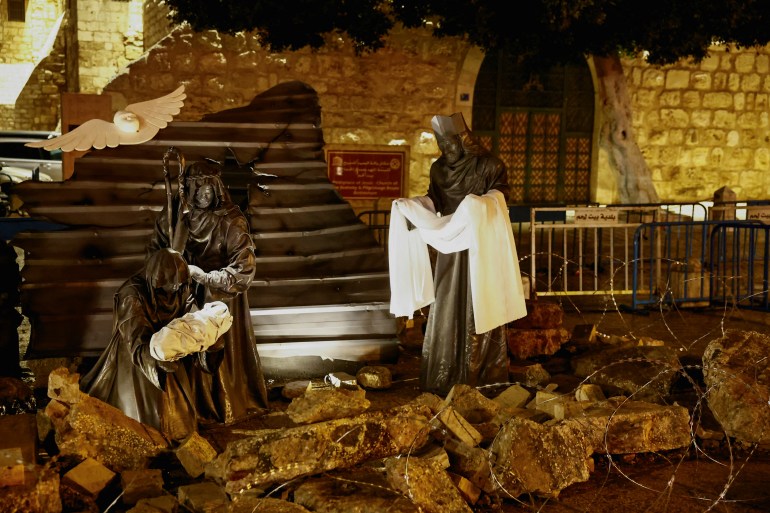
327,148,407,199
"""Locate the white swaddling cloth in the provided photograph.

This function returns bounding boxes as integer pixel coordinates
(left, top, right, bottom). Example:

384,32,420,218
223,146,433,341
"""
149,301,233,361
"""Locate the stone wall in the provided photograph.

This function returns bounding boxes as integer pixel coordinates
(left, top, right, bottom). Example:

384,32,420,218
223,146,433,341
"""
6,1,770,202
622,45,770,201
0,0,63,64
76,0,144,93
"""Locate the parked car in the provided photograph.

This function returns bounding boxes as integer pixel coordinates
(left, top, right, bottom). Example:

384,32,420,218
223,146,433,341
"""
0,130,63,182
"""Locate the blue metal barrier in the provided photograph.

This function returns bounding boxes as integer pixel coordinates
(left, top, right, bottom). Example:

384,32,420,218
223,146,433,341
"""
710,222,770,311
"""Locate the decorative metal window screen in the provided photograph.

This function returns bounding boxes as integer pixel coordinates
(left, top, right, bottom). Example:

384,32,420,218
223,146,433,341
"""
8,0,25,21
473,52,594,204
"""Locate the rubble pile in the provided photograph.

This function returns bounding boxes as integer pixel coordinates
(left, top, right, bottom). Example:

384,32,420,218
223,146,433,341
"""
1,306,767,512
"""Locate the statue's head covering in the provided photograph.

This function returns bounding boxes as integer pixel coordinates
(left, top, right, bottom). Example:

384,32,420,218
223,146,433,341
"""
183,160,230,209
431,112,469,137
145,248,189,290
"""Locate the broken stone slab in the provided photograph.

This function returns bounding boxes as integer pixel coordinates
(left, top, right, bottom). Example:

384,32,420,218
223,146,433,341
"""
44,394,169,472
293,467,419,513
47,367,85,404
573,398,692,454
508,362,551,387
281,380,332,400
356,365,393,389
384,456,473,513
442,384,500,424
431,406,483,447
492,384,530,410
177,481,229,512
286,386,371,424
489,416,594,499
0,465,62,513
575,383,606,402
570,344,682,403
121,468,164,505
448,471,481,505
508,300,564,330
506,327,570,360
61,457,116,499
176,431,218,478
444,439,496,494
703,329,770,444
230,495,312,512
411,393,443,416
210,403,432,494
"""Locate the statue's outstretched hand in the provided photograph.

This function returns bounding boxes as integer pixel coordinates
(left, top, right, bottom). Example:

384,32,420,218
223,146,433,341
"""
188,264,206,283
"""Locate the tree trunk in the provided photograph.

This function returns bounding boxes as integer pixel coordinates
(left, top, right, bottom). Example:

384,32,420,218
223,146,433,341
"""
594,54,659,204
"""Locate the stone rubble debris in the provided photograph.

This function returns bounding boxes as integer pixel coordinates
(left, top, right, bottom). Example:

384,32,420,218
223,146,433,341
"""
0,321,765,512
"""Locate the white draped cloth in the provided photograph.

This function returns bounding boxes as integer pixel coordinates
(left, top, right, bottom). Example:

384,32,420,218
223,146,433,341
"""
149,301,233,361
389,189,527,334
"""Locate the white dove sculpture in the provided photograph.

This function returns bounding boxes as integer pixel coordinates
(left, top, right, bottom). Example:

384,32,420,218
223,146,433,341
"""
26,85,187,152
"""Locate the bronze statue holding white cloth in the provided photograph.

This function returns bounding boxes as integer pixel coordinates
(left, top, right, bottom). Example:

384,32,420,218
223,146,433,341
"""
389,113,527,395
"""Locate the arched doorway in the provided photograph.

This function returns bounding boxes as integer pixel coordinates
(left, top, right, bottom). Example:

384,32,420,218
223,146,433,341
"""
472,53,595,204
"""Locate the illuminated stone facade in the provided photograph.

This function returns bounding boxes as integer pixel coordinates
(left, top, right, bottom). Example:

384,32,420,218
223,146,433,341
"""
3,1,770,202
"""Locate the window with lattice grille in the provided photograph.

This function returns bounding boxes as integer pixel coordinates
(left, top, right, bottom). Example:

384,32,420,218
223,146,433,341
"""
8,0,26,22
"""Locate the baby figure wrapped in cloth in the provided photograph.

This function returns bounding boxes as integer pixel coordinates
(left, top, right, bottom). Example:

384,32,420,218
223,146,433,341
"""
149,301,233,361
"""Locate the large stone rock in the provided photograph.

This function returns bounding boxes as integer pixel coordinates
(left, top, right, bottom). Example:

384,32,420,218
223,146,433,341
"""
384,456,473,513
44,395,169,472
211,404,432,494
571,344,681,402
293,468,419,512
703,330,770,444
506,327,570,359
287,386,370,424
508,300,564,329
489,416,593,499
575,398,692,454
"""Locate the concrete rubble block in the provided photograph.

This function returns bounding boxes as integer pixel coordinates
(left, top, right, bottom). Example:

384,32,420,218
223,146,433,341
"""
552,401,592,420
0,413,37,465
44,393,169,472
492,384,531,410
575,383,606,402
577,398,692,454
508,300,564,329
0,447,26,487
62,457,116,498
177,481,229,513
281,380,333,400
0,465,62,513
287,386,371,424
326,372,358,387
702,329,770,444
128,495,179,513
444,439,496,494
415,442,450,469
490,416,594,499
442,384,501,423
447,471,481,505
432,406,483,447
384,456,473,513
293,467,419,513
47,367,84,404
121,468,164,504
508,362,551,387
211,403,432,494
356,365,393,389
506,327,570,360
570,344,682,403
176,431,218,478
411,392,443,416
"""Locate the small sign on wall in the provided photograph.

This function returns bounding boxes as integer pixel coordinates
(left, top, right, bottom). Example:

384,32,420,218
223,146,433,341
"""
325,145,409,199
746,206,770,223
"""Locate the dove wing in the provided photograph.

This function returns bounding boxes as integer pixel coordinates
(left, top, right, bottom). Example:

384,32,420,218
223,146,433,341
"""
24,119,125,152
125,85,186,130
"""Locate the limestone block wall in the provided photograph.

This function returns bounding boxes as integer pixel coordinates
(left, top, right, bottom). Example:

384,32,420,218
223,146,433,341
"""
0,0,63,64
105,25,465,199
623,45,770,201
76,0,144,93
142,0,171,50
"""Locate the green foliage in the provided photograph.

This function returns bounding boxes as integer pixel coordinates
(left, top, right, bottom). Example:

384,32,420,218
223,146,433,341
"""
165,0,770,65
